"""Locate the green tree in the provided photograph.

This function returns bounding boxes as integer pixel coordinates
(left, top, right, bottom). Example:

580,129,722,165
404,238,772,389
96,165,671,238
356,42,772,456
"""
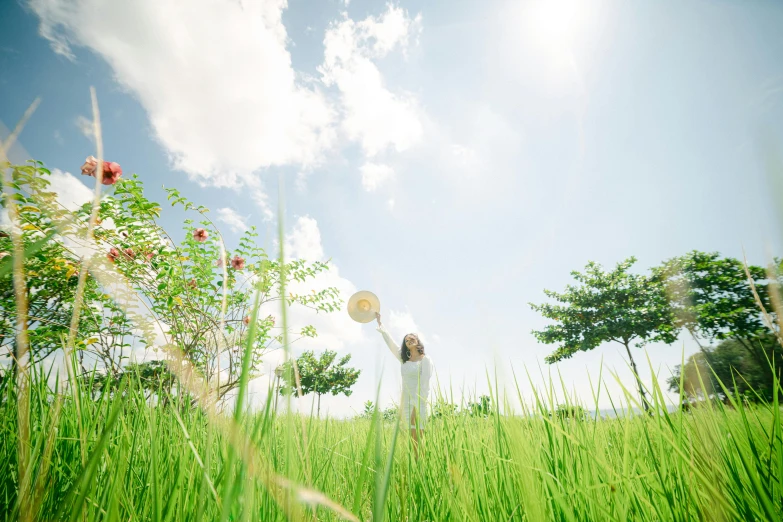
2,161,341,402
530,257,678,412
279,349,360,417
668,335,783,403
0,161,134,377
653,251,773,367
466,395,492,417
431,398,459,418
382,405,398,422
554,404,588,420
92,360,177,401
87,176,342,399
360,400,375,419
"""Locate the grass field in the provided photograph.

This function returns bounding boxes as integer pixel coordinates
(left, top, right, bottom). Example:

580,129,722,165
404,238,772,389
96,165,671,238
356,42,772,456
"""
2,362,781,522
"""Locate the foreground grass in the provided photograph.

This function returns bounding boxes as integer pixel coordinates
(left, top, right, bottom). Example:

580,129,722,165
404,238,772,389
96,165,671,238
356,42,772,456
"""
1,368,781,522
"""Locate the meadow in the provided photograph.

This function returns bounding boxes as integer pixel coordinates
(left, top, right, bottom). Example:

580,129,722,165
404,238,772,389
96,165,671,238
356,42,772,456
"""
2,98,782,521
1,362,781,521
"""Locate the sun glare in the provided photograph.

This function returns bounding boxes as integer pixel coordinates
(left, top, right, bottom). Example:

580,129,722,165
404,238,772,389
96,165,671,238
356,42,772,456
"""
528,0,586,52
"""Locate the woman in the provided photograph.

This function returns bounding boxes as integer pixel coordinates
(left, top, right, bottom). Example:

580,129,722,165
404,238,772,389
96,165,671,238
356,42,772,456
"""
375,312,433,457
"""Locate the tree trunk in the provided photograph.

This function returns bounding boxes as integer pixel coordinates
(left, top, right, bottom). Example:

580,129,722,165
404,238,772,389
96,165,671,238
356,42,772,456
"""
623,340,651,413
688,329,710,358
317,393,321,418
734,336,762,365
688,329,716,397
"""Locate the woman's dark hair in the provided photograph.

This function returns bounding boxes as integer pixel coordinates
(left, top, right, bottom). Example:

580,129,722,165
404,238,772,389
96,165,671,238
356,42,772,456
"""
400,333,425,363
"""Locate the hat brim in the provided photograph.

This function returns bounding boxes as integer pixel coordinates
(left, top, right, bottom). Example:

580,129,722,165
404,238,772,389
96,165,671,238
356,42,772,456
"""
347,290,381,323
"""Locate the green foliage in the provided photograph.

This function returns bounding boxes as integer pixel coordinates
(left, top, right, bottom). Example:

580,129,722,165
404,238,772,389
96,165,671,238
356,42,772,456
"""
668,334,783,403
360,400,375,419
278,349,360,415
466,395,492,417
381,404,398,422
92,360,177,399
653,251,775,366
1,161,342,400
431,398,459,418
530,257,678,363
3,365,783,521
552,403,588,420
0,161,134,372
530,257,678,410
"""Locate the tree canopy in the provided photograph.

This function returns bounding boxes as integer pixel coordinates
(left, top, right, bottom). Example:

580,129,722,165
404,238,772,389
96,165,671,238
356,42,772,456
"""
530,257,677,410
1,160,341,402
279,349,360,416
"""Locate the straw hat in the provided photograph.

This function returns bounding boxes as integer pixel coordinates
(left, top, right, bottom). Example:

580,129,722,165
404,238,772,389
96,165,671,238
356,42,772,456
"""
347,290,381,323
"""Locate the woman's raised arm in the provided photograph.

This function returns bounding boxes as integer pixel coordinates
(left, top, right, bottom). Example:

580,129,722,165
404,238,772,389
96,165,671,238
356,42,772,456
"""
375,313,402,362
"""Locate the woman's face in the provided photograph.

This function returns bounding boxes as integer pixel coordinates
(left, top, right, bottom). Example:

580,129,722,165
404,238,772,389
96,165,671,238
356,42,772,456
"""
404,335,419,349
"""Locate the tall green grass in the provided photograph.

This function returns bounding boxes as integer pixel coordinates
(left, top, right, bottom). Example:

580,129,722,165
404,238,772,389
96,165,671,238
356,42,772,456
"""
1,361,781,521
3,93,783,521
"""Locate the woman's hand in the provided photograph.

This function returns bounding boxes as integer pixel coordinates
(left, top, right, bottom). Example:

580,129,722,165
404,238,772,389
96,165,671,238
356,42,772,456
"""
375,312,382,327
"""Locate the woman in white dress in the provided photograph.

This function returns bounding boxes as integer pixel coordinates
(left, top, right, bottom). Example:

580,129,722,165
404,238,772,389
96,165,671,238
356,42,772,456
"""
375,312,433,456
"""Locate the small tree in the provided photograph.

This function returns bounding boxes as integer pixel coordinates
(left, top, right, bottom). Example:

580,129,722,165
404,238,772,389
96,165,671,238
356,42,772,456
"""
360,400,375,419
554,404,588,421
382,405,398,422
530,257,678,412
432,398,459,418
1,161,341,403
97,178,341,399
279,349,360,417
0,161,134,376
653,251,773,367
668,334,782,403
92,359,177,402
466,395,492,417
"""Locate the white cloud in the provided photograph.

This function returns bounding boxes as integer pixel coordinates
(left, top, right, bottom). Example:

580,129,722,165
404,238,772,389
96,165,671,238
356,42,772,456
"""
215,207,249,233
320,5,424,157
450,144,479,171
295,170,309,192
284,215,324,261
387,198,395,211
30,0,335,187
384,308,426,345
74,115,93,140
48,169,93,210
246,178,275,222
1,169,93,231
360,162,394,191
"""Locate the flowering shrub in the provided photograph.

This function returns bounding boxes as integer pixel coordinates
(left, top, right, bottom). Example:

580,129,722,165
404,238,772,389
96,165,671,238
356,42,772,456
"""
80,155,123,185
1,160,341,398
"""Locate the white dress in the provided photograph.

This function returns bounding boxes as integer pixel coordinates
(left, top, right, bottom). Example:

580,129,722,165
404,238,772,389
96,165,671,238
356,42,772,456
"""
377,325,433,429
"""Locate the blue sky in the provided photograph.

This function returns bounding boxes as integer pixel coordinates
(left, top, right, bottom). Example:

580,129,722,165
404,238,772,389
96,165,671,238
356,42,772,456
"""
2,0,783,416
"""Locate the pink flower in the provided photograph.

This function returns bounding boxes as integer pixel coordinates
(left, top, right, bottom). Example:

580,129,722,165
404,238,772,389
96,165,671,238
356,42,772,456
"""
80,156,122,185
81,156,98,176
107,248,120,263
230,256,245,270
193,228,209,242
102,162,122,185
124,248,135,259
216,257,224,267
243,316,251,326
146,252,154,262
